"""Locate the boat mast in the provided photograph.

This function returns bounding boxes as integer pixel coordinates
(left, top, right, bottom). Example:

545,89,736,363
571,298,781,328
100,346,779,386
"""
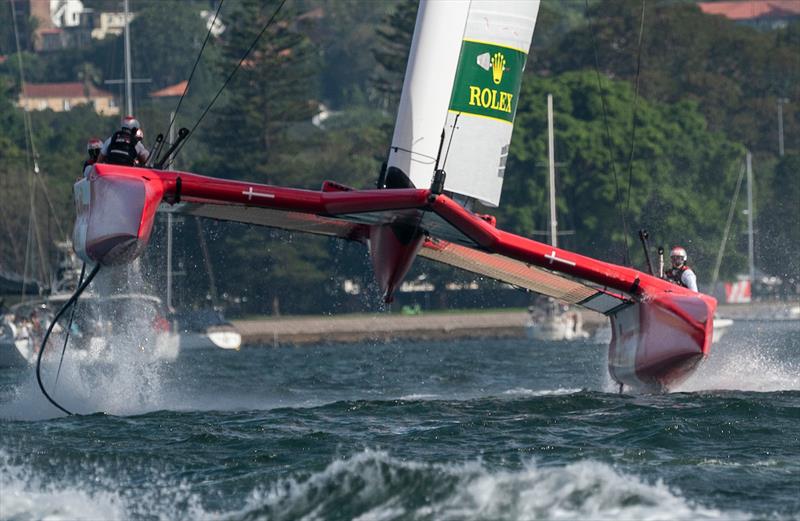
123,0,133,115
547,93,557,249
166,114,175,311
746,151,755,283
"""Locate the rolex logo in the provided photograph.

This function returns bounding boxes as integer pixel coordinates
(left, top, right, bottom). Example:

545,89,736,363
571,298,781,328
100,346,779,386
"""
491,52,506,84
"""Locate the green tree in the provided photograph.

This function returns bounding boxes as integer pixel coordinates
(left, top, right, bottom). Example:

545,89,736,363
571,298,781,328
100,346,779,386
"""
369,0,417,111
499,71,745,280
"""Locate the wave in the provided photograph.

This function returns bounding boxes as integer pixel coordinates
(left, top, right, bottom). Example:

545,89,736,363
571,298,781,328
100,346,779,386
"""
0,448,751,521
501,387,583,397
213,450,746,521
676,336,800,393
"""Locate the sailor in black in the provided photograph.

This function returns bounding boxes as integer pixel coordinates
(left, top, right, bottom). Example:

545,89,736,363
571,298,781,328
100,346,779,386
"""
98,116,149,166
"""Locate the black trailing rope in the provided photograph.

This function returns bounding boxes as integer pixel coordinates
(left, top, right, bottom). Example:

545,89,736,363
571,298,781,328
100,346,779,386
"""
53,262,86,388
167,0,289,168
36,263,101,416
159,0,226,150
585,0,631,265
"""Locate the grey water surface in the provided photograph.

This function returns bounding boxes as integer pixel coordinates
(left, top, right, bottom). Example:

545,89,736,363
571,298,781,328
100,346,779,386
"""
1,319,798,520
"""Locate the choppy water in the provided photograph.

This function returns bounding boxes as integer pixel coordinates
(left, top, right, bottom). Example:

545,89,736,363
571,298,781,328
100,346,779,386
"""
1,319,798,520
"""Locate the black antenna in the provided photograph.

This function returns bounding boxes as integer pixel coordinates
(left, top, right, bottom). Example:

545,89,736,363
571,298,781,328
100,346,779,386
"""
430,129,446,195
433,129,446,172
146,133,164,168
638,229,655,275
156,128,190,170
441,112,461,171
430,114,461,195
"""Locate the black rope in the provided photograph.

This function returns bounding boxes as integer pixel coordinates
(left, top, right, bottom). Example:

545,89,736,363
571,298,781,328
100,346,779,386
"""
624,0,647,216
167,0,289,167
160,0,226,150
36,263,101,416
585,0,631,264
53,262,86,388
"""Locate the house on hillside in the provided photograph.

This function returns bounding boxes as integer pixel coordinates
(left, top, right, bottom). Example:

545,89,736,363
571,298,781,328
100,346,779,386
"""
24,0,93,51
698,1,800,29
18,82,119,116
149,81,189,99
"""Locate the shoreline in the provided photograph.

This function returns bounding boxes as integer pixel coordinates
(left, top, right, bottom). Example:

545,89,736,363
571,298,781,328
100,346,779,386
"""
230,301,799,347
231,309,607,346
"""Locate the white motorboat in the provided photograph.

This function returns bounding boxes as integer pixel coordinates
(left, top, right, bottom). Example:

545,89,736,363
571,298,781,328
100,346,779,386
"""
711,317,733,343
8,293,180,364
174,308,241,350
0,318,28,368
526,299,589,342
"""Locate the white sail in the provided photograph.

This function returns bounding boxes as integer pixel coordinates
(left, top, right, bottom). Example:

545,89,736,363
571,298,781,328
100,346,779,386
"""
388,0,540,207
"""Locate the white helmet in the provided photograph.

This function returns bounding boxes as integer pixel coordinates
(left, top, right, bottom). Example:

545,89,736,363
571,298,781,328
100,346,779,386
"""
670,246,687,266
86,137,102,152
122,115,140,131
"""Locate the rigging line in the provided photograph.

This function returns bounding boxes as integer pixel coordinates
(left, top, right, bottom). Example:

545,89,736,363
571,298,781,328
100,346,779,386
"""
166,0,289,167
11,0,62,285
161,0,225,148
710,159,746,290
624,0,647,215
585,0,631,264
11,0,36,296
54,262,86,389
29,201,51,292
33,175,66,238
36,263,102,416
441,112,461,171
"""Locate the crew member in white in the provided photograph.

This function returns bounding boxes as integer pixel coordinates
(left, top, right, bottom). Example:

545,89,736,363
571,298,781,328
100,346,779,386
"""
664,246,698,292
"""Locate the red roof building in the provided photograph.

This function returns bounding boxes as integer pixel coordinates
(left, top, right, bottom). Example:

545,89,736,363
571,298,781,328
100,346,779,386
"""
698,1,800,28
18,82,119,115
149,81,188,98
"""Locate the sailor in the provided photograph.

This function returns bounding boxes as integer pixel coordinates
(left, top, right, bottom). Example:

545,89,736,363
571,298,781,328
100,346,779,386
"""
664,246,698,292
98,116,149,166
82,137,103,177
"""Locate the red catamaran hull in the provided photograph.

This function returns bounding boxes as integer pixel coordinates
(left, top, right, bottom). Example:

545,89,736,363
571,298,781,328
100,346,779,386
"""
73,164,716,392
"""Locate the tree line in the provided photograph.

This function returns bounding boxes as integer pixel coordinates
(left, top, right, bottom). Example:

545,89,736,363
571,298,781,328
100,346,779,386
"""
0,0,797,314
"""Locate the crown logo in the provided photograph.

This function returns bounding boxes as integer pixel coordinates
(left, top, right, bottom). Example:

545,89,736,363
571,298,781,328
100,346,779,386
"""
491,52,506,85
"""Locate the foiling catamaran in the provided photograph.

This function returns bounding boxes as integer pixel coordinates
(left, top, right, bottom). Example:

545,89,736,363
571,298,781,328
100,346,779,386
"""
70,0,717,394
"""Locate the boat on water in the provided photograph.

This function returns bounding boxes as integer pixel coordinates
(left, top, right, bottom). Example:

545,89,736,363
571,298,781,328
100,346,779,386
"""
524,94,588,343
70,0,723,394
3,293,179,367
526,299,588,342
173,308,241,350
0,318,28,368
0,244,179,368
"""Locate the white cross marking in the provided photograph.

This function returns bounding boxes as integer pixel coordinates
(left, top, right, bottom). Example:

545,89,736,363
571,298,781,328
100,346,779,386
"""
545,249,576,267
242,187,275,201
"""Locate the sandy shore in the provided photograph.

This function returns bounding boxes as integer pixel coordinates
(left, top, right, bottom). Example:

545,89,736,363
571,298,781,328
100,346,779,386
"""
231,309,607,346
229,300,799,347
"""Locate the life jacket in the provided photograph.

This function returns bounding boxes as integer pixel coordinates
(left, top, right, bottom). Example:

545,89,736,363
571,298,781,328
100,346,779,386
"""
665,264,690,287
105,129,137,166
